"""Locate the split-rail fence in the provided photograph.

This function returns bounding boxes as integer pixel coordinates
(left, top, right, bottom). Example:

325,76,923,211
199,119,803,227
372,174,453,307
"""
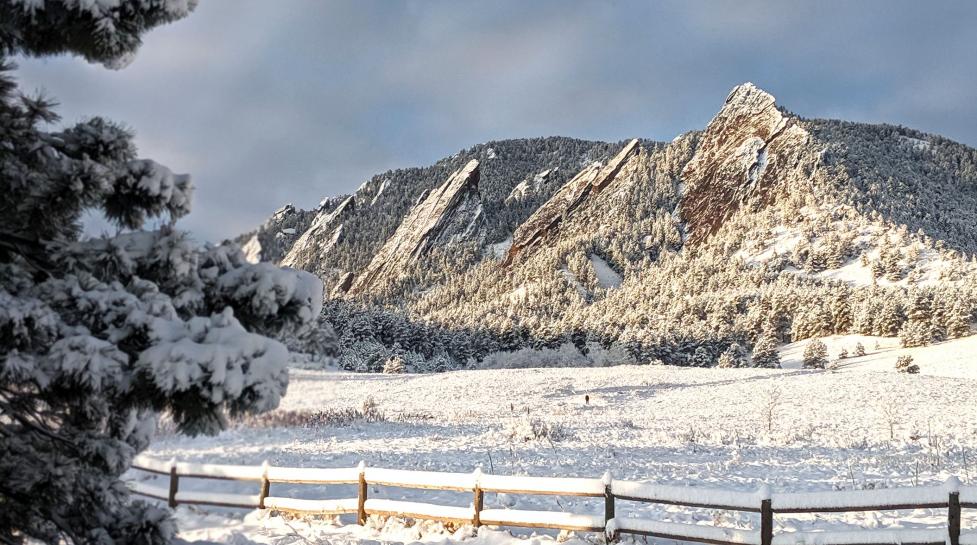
128,456,976,545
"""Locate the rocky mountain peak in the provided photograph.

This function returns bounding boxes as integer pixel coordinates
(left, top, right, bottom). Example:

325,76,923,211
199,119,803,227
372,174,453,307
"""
344,159,484,295
280,194,356,271
679,83,813,244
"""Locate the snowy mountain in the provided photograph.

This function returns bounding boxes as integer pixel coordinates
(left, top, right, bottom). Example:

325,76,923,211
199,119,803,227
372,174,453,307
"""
242,83,977,371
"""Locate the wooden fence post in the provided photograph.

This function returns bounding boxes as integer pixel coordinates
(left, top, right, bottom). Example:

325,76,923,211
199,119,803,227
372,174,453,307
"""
603,471,616,542
258,460,271,510
949,490,961,545
473,467,483,528
357,461,367,525
760,499,773,545
167,459,179,509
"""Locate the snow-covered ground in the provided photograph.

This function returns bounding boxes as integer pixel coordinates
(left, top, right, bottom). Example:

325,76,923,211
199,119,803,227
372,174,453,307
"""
134,335,977,544
780,333,977,379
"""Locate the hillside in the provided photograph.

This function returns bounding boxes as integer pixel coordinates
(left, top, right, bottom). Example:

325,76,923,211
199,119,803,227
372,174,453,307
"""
243,83,977,372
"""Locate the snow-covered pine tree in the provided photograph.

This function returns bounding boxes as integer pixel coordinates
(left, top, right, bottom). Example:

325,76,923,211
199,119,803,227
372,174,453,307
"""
717,342,748,368
895,354,919,374
830,289,852,333
751,327,781,368
946,300,972,339
802,339,828,369
689,346,714,367
0,5,322,544
880,241,903,281
900,290,934,347
382,354,406,374
878,297,904,337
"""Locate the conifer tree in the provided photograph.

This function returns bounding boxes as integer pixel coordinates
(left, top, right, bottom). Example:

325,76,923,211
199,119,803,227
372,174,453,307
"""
751,328,781,368
900,290,934,347
830,290,852,333
895,354,919,374
946,300,972,339
878,297,904,337
0,4,322,543
382,354,406,374
717,342,748,368
802,339,828,369
689,346,714,367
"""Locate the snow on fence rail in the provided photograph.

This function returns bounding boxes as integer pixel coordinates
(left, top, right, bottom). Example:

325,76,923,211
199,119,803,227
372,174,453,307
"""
127,456,971,545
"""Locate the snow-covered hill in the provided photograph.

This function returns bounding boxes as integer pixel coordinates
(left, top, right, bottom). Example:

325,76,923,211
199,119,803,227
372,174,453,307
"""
780,333,977,379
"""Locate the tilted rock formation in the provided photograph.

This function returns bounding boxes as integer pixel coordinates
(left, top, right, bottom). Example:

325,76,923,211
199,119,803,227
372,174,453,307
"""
330,271,354,298
236,203,316,264
679,82,814,245
504,139,640,265
345,159,484,295
281,195,356,271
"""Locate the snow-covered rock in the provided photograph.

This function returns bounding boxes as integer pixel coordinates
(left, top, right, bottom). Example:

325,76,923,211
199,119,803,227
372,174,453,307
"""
280,195,355,271
346,160,485,295
504,139,640,265
680,82,815,245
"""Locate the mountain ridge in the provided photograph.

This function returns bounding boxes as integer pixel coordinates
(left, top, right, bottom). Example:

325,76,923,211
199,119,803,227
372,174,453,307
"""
241,83,977,372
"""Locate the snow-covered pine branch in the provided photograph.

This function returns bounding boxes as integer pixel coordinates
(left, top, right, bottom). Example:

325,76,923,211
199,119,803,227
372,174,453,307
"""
0,5,322,544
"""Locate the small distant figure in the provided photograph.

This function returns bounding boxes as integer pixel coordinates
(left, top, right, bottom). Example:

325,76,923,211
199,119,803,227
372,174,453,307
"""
585,395,590,405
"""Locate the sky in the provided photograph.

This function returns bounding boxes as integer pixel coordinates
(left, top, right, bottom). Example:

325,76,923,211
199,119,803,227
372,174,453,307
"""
13,0,977,242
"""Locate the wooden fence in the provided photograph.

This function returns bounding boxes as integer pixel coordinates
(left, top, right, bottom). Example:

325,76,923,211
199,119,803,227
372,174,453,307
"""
127,456,976,545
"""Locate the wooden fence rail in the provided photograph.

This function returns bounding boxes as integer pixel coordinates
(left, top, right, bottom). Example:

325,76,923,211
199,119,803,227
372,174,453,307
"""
127,456,974,545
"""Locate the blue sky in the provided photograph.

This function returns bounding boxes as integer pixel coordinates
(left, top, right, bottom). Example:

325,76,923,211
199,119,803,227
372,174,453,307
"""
14,0,977,242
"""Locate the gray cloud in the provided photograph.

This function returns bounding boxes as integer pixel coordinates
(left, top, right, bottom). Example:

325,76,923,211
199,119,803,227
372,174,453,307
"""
14,0,977,241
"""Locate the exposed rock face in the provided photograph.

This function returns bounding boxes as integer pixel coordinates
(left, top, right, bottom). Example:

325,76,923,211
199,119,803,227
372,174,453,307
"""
679,83,814,245
330,271,354,297
235,203,313,264
346,159,484,295
504,139,640,265
281,195,356,271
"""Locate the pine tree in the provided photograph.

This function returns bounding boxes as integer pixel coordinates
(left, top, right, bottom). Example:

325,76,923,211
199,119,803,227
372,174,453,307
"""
382,355,406,374
830,290,852,333
946,301,972,339
870,258,884,279
751,328,781,368
900,290,934,347
802,339,828,369
689,346,714,367
717,342,748,368
880,242,903,281
895,355,919,374
0,7,322,544
878,297,904,337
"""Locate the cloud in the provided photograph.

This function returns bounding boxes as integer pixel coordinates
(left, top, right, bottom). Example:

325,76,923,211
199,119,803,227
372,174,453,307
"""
13,0,977,242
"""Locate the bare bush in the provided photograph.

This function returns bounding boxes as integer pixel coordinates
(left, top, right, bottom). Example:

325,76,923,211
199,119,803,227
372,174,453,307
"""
877,398,901,440
759,386,783,433
505,415,571,443
232,396,388,429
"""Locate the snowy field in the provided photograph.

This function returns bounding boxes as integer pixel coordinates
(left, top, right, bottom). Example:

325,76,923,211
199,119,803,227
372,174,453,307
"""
132,335,977,544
